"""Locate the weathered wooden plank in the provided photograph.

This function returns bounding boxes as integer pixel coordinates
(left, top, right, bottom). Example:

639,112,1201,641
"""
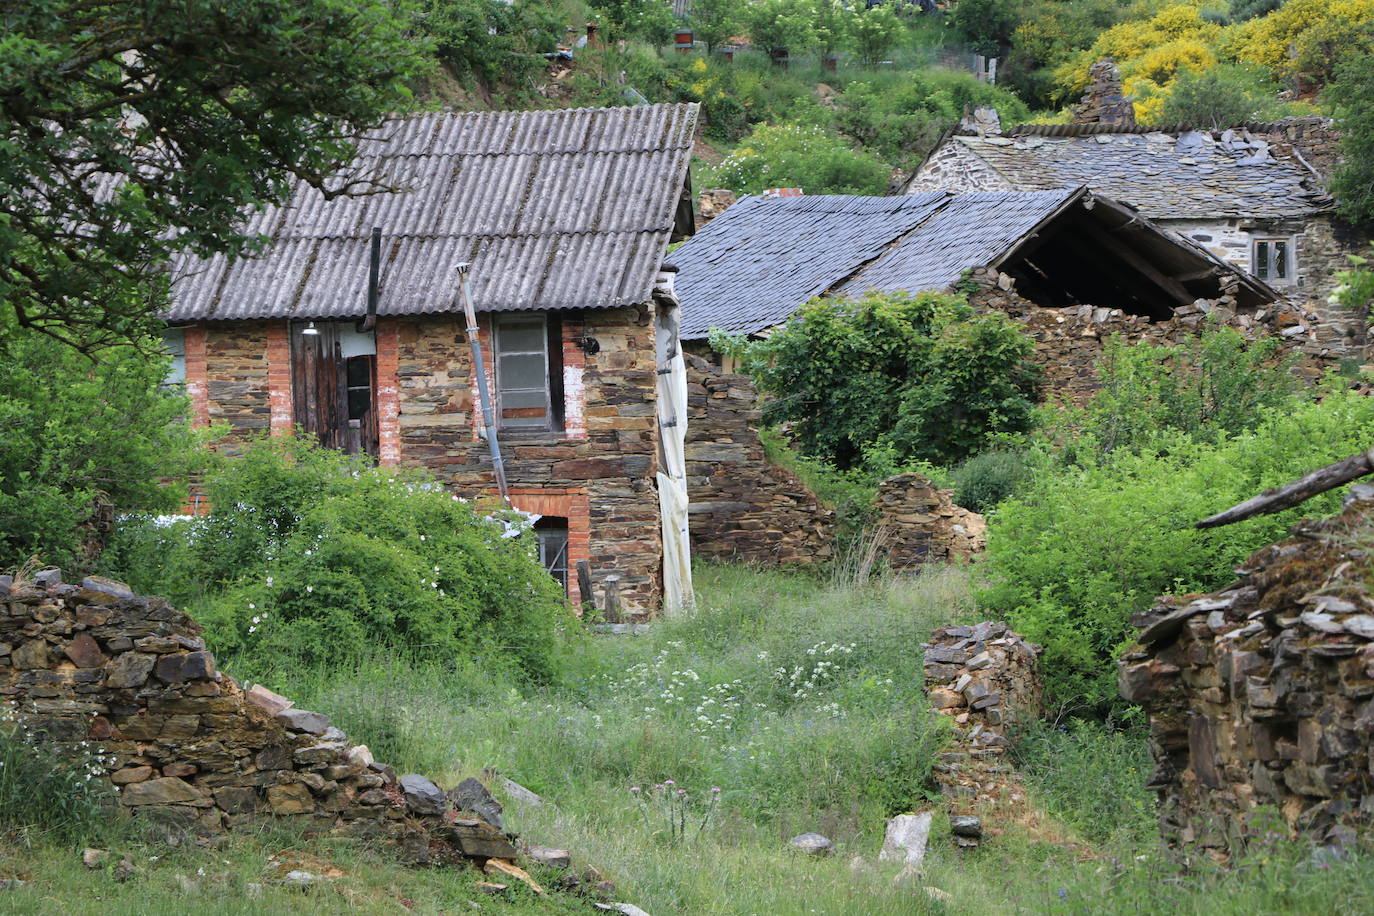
1195,448,1374,529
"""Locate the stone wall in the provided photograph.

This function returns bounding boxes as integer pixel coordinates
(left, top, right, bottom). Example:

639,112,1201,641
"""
0,571,517,866
874,474,985,569
1120,496,1374,857
684,354,834,567
967,268,1334,404
923,622,1043,848
205,322,271,451
684,355,986,571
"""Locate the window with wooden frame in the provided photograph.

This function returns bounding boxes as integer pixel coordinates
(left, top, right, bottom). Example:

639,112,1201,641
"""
534,516,570,591
290,321,379,457
493,313,563,433
1252,237,1294,284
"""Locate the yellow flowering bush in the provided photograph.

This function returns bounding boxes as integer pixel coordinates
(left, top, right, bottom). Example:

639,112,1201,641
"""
1226,0,1374,81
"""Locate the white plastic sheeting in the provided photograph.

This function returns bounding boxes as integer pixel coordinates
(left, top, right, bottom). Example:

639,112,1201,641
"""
653,271,694,615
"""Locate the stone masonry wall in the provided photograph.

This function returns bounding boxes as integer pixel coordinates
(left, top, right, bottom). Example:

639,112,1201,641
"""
393,305,663,614
967,268,1334,404
205,322,271,452
874,474,986,569
1120,497,1374,857
0,571,518,866
924,622,1043,849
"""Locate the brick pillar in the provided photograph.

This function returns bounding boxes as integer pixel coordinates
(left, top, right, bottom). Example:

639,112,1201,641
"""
266,321,293,436
184,324,210,428
561,316,588,441
376,318,401,466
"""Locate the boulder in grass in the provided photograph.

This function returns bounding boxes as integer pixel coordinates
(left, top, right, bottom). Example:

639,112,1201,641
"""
400,774,447,815
789,833,834,855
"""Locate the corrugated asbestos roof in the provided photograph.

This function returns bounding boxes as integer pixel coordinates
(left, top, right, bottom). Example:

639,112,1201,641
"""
166,104,698,321
923,131,1328,220
676,189,1077,340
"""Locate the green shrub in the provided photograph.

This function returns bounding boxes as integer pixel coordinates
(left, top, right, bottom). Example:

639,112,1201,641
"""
102,435,571,683
981,383,1374,712
1159,63,1286,129
1328,48,1374,228
0,709,118,842
719,290,1039,469
0,319,206,571
418,0,566,85
708,121,892,194
950,449,1032,513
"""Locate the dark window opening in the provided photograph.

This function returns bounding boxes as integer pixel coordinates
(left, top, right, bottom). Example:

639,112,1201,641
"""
1253,238,1292,283
494,312,563,434
534,516,569,591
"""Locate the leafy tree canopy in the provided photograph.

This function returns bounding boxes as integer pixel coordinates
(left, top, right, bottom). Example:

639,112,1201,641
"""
1,0,427,351
1328,49,1374,227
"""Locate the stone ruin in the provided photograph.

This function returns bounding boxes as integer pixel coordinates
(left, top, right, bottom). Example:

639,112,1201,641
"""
923,621,1043,849
1121,495,1374,857
1071,59,1136,127
685,353,987,570
0,569,572,888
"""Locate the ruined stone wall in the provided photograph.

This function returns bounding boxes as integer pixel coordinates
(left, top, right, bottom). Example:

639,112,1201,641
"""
923,622,1043,849
393,306,662,614
967,269,1334,404
205,322,271,452
906,141,1013,195
874,474,985,569
0,572,516,865
1121,498,1374,856
684,354,834,566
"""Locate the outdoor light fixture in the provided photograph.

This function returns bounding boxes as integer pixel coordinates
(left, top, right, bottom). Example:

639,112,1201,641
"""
301,321,320,336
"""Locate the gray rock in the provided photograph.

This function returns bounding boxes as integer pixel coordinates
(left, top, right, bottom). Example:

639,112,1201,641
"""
449,777,503,830
525,845,571,869
0,574,12,595
281,870,320,888
789,833,834,856
275,708,331,735
82,848,108,869
11,638,49,670
33,568,62,588
105,652,156,688
501,777,543,808
79,575,135,603
879,812,932,872
400,774,448,815
949,815,982,838
245,685,293,715
595,905,653,916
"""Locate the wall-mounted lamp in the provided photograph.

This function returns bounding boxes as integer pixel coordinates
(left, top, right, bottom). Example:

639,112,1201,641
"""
574,336,600,355
301,321,320,336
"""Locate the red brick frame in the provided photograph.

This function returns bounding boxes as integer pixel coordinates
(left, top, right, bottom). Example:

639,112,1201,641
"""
375,318,401,466
184,324,210,428
506,488,591,606
266,321,293,436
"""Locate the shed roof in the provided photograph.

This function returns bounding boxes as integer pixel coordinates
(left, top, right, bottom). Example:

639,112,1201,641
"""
165,104,699,322
675,187,1276,340
906,129,1329,220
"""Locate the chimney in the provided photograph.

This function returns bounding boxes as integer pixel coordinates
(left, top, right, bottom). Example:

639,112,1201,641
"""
1071,59,1136,127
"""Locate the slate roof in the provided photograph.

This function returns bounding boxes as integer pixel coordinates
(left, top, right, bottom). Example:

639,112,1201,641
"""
675,187,1272,341
166,104,699,321
676,189,1081,339
918,130,1329,220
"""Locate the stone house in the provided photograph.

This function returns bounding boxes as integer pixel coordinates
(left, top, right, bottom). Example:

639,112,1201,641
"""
902,111,1362,351
162,103,701,616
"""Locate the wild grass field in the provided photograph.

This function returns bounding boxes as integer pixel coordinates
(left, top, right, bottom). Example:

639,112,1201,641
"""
4,563,1374,915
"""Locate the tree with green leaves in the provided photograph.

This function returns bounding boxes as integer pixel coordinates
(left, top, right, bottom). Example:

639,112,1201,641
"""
689,0,744,54
1,0,426,352
1328,48,1374,228
813,0,857,63
588,0,677,45
744,0,818,56
0,317,208,570
851,4,905,66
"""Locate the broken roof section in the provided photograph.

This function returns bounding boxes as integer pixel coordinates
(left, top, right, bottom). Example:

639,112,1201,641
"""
675,187,1277,340
905,125,1330,220
166,103,699,322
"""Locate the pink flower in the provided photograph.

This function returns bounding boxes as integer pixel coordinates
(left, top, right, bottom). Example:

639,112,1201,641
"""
678,788,687,796
664,779,675,786
711,787,721,793
629,786,641,792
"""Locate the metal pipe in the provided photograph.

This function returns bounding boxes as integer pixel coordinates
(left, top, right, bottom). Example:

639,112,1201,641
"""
359,226,381,332
455,262,509,503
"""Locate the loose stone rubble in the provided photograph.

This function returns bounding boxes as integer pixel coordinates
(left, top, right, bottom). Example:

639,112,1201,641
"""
923,622,1043,849
1121,495,1374,857
0,571,529,870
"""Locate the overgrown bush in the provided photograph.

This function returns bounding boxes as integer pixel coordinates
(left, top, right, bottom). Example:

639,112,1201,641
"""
981,380,1374,713
718,290,1039,469
0,707,118,842
1158,62,1285,127
950,449,1032,513
417,0,567,85
1328,49,1374,228
708,121,891,194
102,436,570,683
0,320,206,571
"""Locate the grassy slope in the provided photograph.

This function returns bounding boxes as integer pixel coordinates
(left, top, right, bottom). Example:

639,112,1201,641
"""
6,564,1374,914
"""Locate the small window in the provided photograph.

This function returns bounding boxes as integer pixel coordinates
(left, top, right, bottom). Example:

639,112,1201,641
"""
345,356,374,423
534,517,569,591
494,313,563,432
162,328,186,386
1252,238,1293,283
